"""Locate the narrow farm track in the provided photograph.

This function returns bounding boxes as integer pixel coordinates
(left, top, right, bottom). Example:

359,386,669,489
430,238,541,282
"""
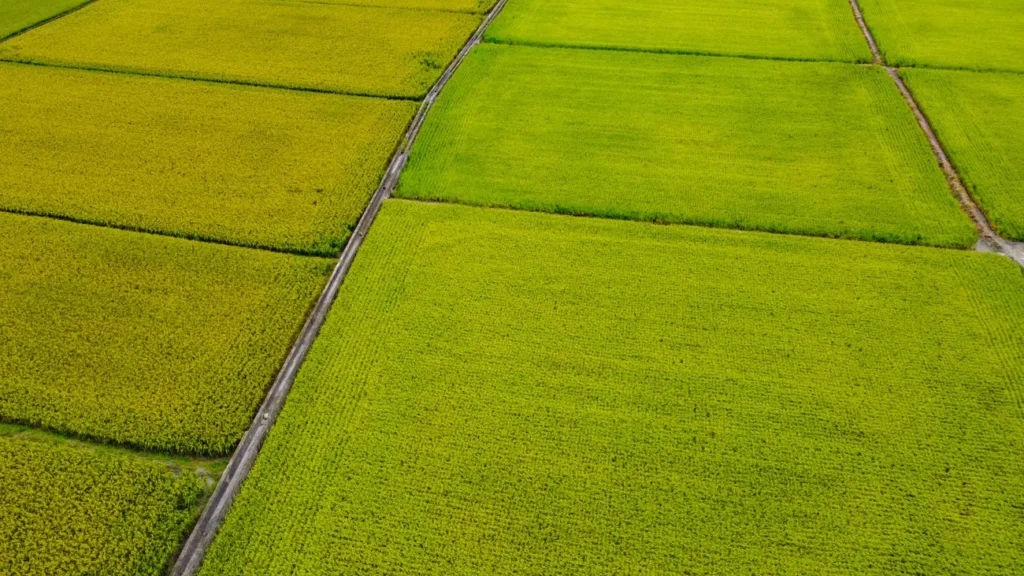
847,0,1024,267
167,0,510,573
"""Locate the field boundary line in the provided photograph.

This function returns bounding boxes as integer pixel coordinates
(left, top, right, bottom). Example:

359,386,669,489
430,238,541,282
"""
167,0,509,573
0,0,99,43
846,0,1024,267
0,58,423,101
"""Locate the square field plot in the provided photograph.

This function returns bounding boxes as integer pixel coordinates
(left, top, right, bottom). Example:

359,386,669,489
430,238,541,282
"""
201,200,1024,575
0,63,415,256
0,213,334,455
0,0,90,39
0,433,205,576
901,68,1024,241
398,45,975,248
0,0,481,98
859,0,1024,72
485,0,871,62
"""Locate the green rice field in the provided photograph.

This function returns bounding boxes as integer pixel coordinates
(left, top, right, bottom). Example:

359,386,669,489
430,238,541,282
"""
901,68,1024,241
313,0,496,13
0,0,481,98
399,44,975,248
485,0,871,62
0,212,333,455
0,0,89,39
0,432,207,576
0,62,416,255
201,200,1024,575
859,0,1024,72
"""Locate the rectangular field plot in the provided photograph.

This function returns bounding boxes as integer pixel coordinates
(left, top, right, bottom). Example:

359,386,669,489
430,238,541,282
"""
485,0,871,62
0,63,415,256
901,68,1024,241
0,0,481,98
298,0,496,13
0,213,334,455
0,433,206,576
859,0,1024,72
201,200,1024,575
0,0,90,39
398,45,976,248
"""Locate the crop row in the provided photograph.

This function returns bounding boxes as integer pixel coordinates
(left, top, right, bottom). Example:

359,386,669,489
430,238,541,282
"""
0,432,207,576
200,200,1024,574
0,211,334,455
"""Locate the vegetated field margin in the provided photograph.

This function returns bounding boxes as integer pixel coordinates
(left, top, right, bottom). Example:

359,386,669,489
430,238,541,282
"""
170,0,509,572
200,199,1024,574
398,44,976,249
0,0,95,42
0,211,335,455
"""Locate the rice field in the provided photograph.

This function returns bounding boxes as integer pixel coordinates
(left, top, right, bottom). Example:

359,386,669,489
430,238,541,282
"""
0,0,481,98
200,200,1024,575
485,0,871,62
0,432,207,576
0,212,333,455
858,0,1024,72
0,62,416,255
308,0,496,13
900,68,1024,242
0,0,89,39
399,44,975,248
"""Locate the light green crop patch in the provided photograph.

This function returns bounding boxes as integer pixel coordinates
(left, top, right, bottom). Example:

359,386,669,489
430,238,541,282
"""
202,200,1024,575
0,212,334,455
485,0,871,62
399,45,976,248
0,0,481,98
295,0,496,13
0,0,90,39
859,0,1024,72
0,434,205,576
0,63,415,256
900,68,1024,241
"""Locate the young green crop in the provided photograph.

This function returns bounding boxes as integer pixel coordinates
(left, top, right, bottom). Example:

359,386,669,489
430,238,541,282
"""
859,0,1024,72
202,200,1024,574
0,0,89,40
0,434,206,576
485,0,871,62
0,63,415,256
900,68,1024,242
0,212,334,455
0,0,481,98
399,45,976,248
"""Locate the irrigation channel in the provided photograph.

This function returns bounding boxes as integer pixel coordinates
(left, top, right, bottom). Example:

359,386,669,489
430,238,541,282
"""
848,0,1024,268
167,0,511,572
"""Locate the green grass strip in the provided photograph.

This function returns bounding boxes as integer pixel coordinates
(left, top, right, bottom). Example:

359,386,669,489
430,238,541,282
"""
0,434,206,575
858,0,1024,73
0,0,482,99
485,0,871,62
0,62,417,256
0,212,334,456
398,44,976,248
900,67,1024,242
202,199,1024,574
0,0,90,40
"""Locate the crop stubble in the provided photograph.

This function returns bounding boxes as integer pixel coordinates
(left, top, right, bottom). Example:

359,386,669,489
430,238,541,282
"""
200,200,1024,575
